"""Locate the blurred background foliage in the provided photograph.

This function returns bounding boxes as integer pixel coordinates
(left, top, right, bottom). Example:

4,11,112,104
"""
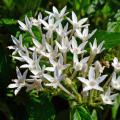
0,0,120,120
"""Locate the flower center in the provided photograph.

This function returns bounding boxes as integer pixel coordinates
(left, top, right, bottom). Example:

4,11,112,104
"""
89,80,97,86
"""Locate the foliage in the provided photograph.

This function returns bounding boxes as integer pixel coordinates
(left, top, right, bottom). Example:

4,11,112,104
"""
0,0,120,120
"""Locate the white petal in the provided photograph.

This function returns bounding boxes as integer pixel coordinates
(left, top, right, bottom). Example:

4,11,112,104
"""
60,6,67,16
97,75,107,84
8,84,18,88
43,74,54,82
45,67,54,71
16,67,22,79
73,53,79,63
80,56,89,64
88,67,95,81
77,77,88,84
110,93,118,100
20,64,29,68
78,18,88,26
18,20,27,31
71,36,77,48
14,87,21,95
83,86,92,92
72,11,77,23
53,6,59,14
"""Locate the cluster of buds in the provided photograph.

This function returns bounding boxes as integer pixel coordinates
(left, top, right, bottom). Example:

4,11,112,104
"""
8,6,120,106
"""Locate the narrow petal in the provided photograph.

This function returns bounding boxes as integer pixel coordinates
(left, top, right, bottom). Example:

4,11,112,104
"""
8,84,18,88
43,74,54,82
45,67,54,71
73,53,79,63
16,67,22,79
72,11,77,23
53,6,59,14
83,86,92,92
77,77,88,84
60,6,67,16
97,75,107,83
88,67,95,81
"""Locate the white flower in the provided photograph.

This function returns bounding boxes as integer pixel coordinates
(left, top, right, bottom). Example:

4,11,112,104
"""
45,6,68,20
101,87,118,105
40,16,61,38
56,23,71,37
77,66,107,92
19,51,43,76
56,37,70,53
94,61,105,74
8,67,28,95
8,35,25,55
41,42,59,59
73,53,89,72
89,38,105,54
112,57,120,72
18,16,32,32
70,36,87,54
76,27,96,42
45,54,68,73
43,66,63,88
111,72,120,90
29,35,46,54
67,11,88,30
30,13,48,27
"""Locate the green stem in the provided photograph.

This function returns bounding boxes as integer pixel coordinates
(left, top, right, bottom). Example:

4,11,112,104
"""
63,52,67,64
58,83,75,98
70,71,77,80
103,71,114,89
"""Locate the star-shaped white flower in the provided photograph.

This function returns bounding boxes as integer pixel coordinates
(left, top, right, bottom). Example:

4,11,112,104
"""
18,16,32,32
45,54,68,73
29,35,46,54
45,6,68,20
19,51,43,76
8,35,25,55
39,16,61,38
77,66,107,92
89,38,105,55
73,53,89,72
56,37,70,53
30,13,48,27
70,36,87,54
41,42,59,59
8,67,28,95
67,11,88,30
76,27,96,42
56,23,71,38
112,57,120,72
101,87,118,105
111,72,120,90
43,66,63,88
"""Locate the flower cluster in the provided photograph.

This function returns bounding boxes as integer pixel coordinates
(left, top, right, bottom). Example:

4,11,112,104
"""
8,6,120,106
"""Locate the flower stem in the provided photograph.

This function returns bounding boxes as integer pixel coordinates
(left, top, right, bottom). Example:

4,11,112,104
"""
58,83,75,98
63,52,67,64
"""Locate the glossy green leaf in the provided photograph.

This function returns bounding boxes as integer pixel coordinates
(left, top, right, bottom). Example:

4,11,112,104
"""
92,31,120,49
112,95,120,120
72,106,92,120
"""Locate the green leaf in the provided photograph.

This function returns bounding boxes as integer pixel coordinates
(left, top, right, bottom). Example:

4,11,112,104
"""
71,106,92,120
73,109,81,120
91,110,98,120
92,31,120,49
112,95,120,120
0,18,17,25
